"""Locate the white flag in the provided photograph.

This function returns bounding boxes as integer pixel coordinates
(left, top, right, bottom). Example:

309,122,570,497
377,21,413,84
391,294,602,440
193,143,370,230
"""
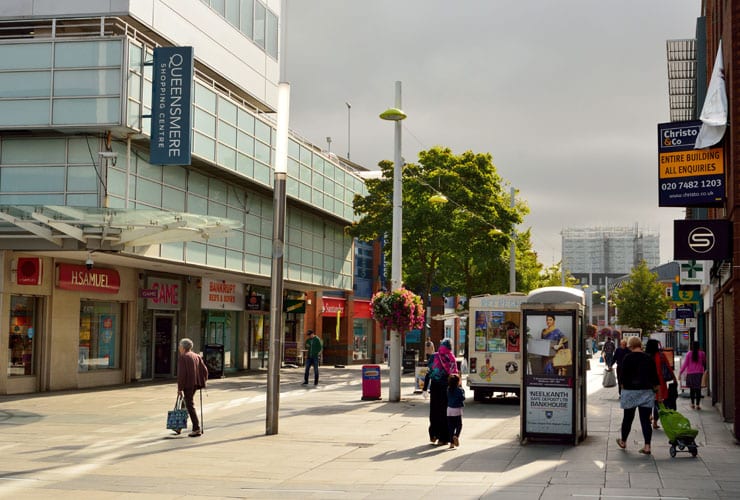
695,40,727,149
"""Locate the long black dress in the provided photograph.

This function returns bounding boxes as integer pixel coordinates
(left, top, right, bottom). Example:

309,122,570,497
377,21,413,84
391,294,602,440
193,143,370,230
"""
429,376,450,444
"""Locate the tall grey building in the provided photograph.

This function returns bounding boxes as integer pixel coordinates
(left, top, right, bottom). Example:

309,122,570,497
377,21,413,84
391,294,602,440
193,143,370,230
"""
562,225,660,279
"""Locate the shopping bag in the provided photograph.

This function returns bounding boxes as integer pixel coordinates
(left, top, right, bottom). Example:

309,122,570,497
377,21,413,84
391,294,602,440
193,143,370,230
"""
658,403,698,442
553,348,572,367
701,370,708,388
166,395,188,431
602,368,616,387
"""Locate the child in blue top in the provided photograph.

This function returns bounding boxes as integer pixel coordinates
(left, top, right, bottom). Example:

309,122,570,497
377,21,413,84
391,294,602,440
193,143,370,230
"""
446,373,465,449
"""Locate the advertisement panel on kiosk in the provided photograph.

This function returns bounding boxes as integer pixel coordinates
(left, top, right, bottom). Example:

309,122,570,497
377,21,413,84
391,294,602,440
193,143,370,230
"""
520,287,586,445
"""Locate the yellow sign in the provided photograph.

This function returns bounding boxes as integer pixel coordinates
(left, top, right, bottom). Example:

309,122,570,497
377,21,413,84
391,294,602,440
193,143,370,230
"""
659,148,723,179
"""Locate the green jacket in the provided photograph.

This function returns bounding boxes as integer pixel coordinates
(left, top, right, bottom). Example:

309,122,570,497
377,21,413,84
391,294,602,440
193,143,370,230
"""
305,336,323,358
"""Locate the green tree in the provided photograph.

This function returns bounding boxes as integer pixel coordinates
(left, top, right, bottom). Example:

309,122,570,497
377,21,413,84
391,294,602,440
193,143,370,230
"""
614,261,670,334
536,262,577,288
347,147,535,309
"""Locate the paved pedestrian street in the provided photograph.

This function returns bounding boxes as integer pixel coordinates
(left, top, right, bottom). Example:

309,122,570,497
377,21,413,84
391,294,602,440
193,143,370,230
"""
0,362,738,499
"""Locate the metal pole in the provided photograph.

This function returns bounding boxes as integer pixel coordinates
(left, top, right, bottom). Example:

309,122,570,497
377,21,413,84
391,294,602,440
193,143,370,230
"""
509,187,516,293
389,81,403,402
604,276,609,330
266,81,290,435
346,101,351,160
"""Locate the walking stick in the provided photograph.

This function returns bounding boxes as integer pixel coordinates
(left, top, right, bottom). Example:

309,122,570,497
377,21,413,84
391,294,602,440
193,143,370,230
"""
200,388,204,433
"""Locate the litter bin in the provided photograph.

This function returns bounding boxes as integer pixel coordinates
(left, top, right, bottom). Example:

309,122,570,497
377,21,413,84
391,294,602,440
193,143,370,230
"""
204,344,224,379
403,349,417,373
361,365,381,400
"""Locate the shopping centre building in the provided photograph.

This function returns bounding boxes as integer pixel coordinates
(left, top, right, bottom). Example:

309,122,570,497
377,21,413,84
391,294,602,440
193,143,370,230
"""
0,0,379,394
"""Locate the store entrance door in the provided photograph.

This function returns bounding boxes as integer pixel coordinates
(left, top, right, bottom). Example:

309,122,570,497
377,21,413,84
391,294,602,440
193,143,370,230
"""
154,315,175,377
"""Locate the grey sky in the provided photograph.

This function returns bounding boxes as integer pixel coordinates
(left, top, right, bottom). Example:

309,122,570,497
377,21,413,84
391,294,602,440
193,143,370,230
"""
284,0,699,266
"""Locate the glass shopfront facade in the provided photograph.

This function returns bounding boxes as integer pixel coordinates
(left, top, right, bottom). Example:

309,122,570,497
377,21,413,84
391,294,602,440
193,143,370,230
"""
8,296,38,376
78,301,122,372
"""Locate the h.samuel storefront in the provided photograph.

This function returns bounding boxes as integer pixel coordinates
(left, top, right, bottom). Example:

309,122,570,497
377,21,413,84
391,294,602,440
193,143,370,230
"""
1,252,138,395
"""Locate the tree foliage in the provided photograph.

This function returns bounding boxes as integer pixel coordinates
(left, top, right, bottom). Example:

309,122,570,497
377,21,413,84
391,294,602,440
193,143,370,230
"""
614,261,671,334
347,146,541,307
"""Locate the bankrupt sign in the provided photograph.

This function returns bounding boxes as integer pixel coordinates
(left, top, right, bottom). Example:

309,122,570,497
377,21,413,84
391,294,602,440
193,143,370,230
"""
201,278,244,311
658,120,724,207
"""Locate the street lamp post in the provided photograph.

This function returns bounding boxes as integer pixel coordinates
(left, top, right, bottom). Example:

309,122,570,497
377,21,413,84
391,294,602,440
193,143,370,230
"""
380,81,407,402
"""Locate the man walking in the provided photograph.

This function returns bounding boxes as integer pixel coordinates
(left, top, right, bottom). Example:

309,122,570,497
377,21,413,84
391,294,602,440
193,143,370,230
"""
603,336,616,369
177,338,209,437
303,330,323,385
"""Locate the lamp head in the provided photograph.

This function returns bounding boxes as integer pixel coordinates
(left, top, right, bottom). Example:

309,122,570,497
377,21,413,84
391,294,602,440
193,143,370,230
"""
379,108,407,121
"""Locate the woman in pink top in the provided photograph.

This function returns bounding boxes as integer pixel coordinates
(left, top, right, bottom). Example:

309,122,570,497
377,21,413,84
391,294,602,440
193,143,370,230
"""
680,341,707,410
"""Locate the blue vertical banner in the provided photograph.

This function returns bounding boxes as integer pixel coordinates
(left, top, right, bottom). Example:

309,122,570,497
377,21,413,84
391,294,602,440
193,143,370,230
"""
150,46,194,165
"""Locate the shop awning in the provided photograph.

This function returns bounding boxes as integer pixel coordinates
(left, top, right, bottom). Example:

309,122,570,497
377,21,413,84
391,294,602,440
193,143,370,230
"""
432,311,468,321
0,205,242,251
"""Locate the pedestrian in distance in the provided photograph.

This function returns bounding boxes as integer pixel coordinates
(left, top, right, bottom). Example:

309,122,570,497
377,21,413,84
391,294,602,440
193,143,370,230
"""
680,341,707,410
177,338,209,437
446,373,465,449
424,336,435,361
427,338,458,446
603,336,616,369
616,336,660,455
645,338,676,427
303,330,322,385
614,338,629,395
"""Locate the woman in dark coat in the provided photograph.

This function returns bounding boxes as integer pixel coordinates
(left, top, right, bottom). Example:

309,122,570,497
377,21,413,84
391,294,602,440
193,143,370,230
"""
426,338,458,445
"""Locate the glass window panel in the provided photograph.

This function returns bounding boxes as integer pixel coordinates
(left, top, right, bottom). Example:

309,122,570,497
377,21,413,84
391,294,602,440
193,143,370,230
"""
225,0,240,25
218,144,237,170
0,99,49,126
0,193,63,204
0,43,52,70
162,186,186,211
2,138,65,164
52,97,120,124
226,230,244,251
254,118,271,144
107,168,126,196
299,145,311,165
188,171,209,196
8,296,36,377
286,179,298,197
163,166,187,188
240,0,254,38
218,121,237,147
194,132,215,161
209,178,228,203
288,139,299,159
236,153,253,177
287,158,299,178
226,250,242,270
266,10,278,59
254,161,271,185
54,69,121,96
55,40,122,67
0,71,50,97
237,131,254,154
186,241,207,265
195,108,216,136
237,108,254,133
67,193,98,206
194,83,217,111
211,0,226,15
129,42,143,69
161,242,184,261
0,166,64,192
128,70,141,99
208,199,227,218
187,194,207,215
135,177,161,206
254,1,266,48
127,99,142,129
254,140,270,164
137,157,162,181
67,166,99,191
299,163,312,182
218,97,237,124
207,245,226,268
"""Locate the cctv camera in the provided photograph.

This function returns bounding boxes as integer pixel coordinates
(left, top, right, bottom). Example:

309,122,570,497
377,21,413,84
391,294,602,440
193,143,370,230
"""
85,257,94,270
98,151,118,159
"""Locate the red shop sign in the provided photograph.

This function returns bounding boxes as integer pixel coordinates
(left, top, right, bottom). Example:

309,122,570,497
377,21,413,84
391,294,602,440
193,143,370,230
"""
321,297,345,316
56,264,121,294
354,300,372,319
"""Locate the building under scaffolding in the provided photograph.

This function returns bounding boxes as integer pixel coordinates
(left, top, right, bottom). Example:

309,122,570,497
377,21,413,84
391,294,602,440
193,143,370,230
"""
562,224,660,276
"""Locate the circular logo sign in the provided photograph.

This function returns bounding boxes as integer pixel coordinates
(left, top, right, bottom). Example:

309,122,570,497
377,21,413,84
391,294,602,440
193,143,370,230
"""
687,227,716,254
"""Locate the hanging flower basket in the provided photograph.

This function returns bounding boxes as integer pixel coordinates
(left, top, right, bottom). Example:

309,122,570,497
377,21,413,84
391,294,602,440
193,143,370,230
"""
370,288,425,333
